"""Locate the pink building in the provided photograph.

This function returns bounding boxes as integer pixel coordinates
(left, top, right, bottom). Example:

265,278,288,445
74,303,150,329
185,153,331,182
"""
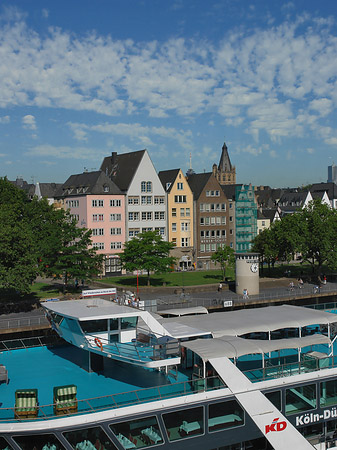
58,171,125,275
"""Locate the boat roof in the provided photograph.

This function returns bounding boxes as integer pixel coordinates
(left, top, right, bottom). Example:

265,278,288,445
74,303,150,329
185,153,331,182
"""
42,298,141,320
182,334,331,361
158,306,208,316
160,305,337,338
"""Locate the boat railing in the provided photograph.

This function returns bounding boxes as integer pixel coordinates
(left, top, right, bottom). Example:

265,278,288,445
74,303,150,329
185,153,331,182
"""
244,354,337,383
0,335,62,352
0,375,225,422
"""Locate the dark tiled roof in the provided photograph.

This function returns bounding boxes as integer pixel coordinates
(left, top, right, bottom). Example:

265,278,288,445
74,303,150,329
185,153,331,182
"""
221,184,236,200
310,182,337,200
9,178,35,198
187,172,213,200
58,171,122,197
38,183,63,198
158,169,180,192
100,150,145,191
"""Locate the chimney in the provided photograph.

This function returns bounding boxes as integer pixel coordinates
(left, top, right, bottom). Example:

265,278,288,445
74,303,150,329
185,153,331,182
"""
111,152,117,165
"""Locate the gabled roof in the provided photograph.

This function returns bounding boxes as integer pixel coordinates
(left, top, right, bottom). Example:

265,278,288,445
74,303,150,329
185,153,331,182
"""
100,150,146,191
221,184,236,200
37,183,63,198
158,169,180,193
58,171,122,197
187,172,213,200
310,182,337,200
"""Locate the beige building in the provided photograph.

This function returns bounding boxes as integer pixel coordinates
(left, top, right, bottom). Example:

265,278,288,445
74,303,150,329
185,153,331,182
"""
159,169,194,269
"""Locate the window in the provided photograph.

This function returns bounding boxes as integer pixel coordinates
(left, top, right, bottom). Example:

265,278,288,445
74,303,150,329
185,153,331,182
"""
155,227,165,236
66,200,79,208
92,228,104,236
105,257,122,274
201,230,204,237
200,244,205,252
141,196,152,205
265,391,282,410
205,243,210,251
154,196,165,204
92,199,104,207
93,242,105,250
71,214,79,221
200,203,204,212
172,223,177,232
205,217,210,225
13,434,66,450
172,208,177,217
110,199,121,207
320,380,337,407
286,383,316,415
146,181,152,192
222,230,226,237
128,212,139,221
129,229,140,238
216,217,221,225
211,243,216,251
92,214,104,222
180,208,185,217
110,228,122,235
154,211,165,220
142,227,152,232
211,217,215,225
141,212,152,221
200,218,204,225
111,242,122,249
174,195,186,203
128,196,139,205
177,182,183,190
181,237,189,247
141,181,146,192
172,238,177,246
208,400,244,433
163,406,204,441
186,208,190,217
103,185,109,193
230,229,233,235
181,222,190,231
230,216,233,222
110,213,121,221
64,426,116,449
110,416,163,447
229,203,233,209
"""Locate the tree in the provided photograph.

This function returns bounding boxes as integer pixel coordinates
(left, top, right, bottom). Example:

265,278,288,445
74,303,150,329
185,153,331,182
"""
210,245,235,279
251,228,278,275
39,209,103,290
120,231,175,286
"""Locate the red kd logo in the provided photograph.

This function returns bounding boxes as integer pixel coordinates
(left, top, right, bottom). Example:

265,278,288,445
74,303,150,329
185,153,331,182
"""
265,417,287,434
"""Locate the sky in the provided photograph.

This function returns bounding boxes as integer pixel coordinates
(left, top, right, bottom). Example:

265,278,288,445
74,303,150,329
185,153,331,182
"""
1,0,337,188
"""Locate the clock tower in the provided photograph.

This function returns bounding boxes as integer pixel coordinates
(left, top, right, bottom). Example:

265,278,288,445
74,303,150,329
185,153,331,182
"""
235,252,260,297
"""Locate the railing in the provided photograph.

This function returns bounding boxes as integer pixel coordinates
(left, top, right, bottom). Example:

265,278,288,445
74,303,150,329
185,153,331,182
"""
0,375,225,422
0,315,49,330
244,355,337,383
0,335,62,352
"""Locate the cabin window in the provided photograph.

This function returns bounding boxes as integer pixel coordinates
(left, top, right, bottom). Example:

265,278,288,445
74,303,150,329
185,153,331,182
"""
320,379,337,407
121,317,138,330
264,390,282,410
80,319,108,334
208,399,244,433
63,426,116,449
13,433,65,449
163,406,204,441
110,415,163,448
285,383,316,415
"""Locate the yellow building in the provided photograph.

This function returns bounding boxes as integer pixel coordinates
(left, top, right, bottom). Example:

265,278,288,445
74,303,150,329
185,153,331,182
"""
159,169,194,270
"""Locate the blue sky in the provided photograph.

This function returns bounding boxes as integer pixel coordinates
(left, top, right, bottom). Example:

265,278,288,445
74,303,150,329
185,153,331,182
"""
0,1,337,187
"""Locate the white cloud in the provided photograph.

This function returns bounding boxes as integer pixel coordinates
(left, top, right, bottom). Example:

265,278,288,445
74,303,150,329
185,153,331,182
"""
306,147,315,154
269,150,277,158
0,115,10,124
309,98,332,117
26,145,106,160
41,9,49,19
22,115,37,130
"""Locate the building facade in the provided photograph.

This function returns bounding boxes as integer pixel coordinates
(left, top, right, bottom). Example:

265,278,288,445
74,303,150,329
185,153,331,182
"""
58,171,125,275
235,184,258,253
159,169,194,269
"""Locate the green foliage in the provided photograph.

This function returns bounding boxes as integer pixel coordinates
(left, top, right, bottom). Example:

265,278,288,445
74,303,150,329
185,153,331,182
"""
120,231,175,286
252,199,337,276
210,246,235,279
0,177,103,294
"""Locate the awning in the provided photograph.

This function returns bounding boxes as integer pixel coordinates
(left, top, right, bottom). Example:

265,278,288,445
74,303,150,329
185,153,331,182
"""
161,305,337,338
182,334,331,361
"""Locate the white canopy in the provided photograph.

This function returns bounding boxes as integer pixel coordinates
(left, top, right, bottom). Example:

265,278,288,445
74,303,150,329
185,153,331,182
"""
161,305,337,338
182,334,331,361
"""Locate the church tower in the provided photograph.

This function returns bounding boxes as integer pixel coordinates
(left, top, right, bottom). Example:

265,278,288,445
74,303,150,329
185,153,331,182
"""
212,142,236,185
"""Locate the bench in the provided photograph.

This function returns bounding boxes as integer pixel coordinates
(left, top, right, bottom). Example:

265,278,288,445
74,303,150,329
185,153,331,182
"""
53,384,77,415
15,389,38,419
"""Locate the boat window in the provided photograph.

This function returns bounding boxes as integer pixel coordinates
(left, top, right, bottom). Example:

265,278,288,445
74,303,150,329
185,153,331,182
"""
62,317,82,334
80,319,108,333
109,318,119,330
110,415,163,448
0,436,14,449
63,426,116,449
320,379,337,407
162,406,204,441
12,433,65,449
51,312,63,325
121,317,138,330
208,399,244,433
285,383,317,415
264,390,282,410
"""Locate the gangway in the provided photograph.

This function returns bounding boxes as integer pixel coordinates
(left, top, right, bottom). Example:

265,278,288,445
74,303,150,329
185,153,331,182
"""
210,357,314,450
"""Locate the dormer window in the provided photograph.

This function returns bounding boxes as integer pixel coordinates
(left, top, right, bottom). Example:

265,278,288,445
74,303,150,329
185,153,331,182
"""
103,185,109,193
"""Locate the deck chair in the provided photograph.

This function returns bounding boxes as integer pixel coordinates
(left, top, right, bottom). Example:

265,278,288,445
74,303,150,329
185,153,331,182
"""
53,384,77,415
0,365,8,384
15,389,38,419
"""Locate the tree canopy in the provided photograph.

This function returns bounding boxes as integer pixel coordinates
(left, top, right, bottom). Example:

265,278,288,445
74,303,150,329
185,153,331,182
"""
252,199,337,276
0,177,102,295
119,230,175,286
210,245,235,279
